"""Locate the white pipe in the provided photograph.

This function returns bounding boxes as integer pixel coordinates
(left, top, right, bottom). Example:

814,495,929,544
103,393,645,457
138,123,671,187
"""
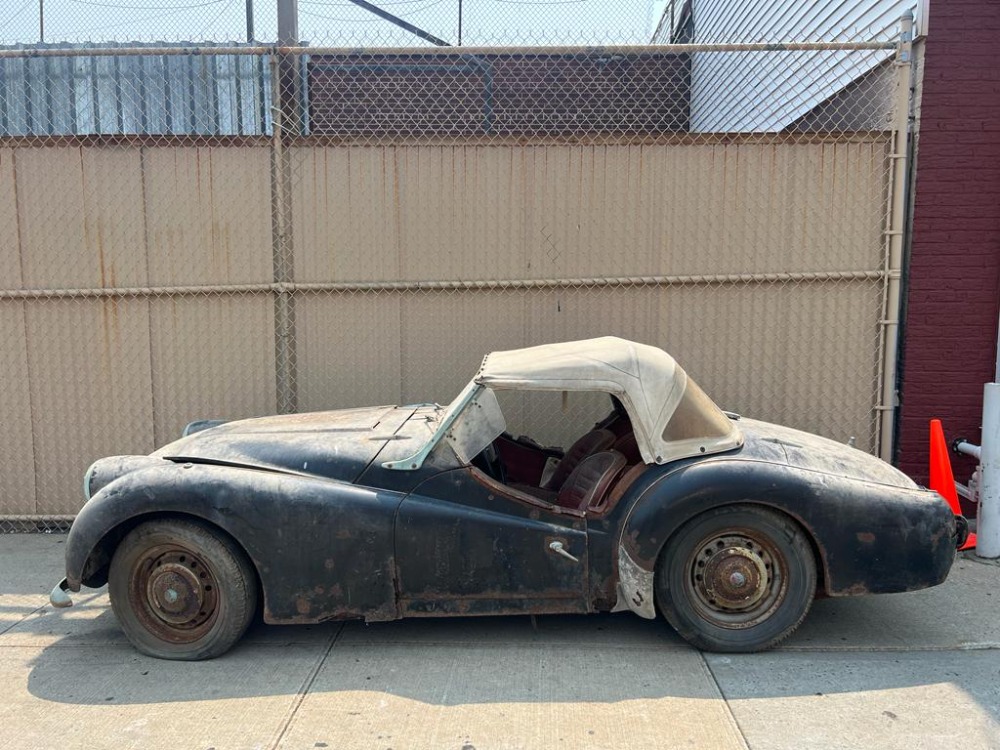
877,12,914,462
976,383,1000,558
956,441,982,460
995,305,1000,383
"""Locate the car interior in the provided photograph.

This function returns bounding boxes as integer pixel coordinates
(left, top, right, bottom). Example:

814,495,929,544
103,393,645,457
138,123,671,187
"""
470,395,649,516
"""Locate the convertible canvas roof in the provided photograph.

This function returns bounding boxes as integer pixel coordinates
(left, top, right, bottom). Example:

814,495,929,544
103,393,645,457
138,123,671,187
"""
476,336,741,464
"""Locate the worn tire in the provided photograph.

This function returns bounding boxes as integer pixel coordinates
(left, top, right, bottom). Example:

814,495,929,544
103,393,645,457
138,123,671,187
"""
108,518,258,660
655,504,816,652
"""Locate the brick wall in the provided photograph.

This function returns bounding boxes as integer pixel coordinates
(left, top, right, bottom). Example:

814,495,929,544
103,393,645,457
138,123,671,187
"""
307,52,691,138
897,0,1000,501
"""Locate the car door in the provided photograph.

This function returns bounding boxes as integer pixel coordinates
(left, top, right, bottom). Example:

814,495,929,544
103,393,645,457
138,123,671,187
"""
393,467,589,616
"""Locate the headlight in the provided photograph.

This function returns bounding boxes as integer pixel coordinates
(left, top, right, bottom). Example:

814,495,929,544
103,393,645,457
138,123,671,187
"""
83,461,98,501
82,455,164,501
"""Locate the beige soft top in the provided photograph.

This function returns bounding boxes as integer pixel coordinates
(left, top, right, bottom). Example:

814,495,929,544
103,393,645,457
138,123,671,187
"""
476,336,742,465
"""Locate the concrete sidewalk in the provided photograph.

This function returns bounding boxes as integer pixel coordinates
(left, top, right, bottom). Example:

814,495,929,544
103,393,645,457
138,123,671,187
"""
1,534,999,750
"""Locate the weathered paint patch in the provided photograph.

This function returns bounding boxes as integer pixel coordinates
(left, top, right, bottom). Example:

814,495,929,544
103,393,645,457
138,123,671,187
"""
612,545,656,619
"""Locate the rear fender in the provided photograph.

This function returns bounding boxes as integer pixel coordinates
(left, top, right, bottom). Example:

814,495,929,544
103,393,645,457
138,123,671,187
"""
615,457,956,614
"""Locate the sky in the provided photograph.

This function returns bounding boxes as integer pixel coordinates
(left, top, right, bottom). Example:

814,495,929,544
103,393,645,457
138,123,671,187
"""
0,0,673,46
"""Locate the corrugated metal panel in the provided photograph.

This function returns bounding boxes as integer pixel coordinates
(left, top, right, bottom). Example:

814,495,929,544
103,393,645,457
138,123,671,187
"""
296,292,403,413
657,281,881,448
14,148,148,289
291,140,888,283
148,295,277,446
288,137,888,451
24,298,155,514
2,136,890,515
0,149,29,512
676,0,912,131
0,148,20,284
143,146,273,286
0,301,35,514
0,43,271,136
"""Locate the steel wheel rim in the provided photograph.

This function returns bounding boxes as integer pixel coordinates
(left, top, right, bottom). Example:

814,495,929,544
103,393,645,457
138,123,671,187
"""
129,543,220,643
684,528,788,629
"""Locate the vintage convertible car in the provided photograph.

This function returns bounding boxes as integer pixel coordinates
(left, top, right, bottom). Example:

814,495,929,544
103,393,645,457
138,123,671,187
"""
52,337,966,660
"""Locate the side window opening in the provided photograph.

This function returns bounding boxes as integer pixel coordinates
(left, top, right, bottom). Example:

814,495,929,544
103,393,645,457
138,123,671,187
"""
470,390,638,516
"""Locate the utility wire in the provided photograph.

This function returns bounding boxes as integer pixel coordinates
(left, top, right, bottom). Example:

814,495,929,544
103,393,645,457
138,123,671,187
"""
72,3,219,35
67,0,227,9
194,0,237,38
300,7,381,23
491,0,591,5
0,0,36,35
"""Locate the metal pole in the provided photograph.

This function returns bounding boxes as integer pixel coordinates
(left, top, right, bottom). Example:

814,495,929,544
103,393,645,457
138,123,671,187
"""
977,383,1000,557
343,0,451,46
458,0,463,46
270,53,297,414
39,0,44,42
277,0,299,132
0,41,898,59
995,303,1000,383
877,11,914,462
246,0,255,42
277,0,297,45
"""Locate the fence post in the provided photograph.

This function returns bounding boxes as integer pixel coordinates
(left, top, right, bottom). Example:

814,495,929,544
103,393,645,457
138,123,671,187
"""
270,50,298,414
877,11,914,462
976,384,1000,557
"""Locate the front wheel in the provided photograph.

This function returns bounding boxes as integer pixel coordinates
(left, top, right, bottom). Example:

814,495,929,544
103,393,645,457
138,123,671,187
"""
108,518,258,660
655,504,816,652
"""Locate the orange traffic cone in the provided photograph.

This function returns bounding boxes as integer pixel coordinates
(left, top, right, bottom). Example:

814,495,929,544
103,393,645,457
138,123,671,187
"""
929,418,976,551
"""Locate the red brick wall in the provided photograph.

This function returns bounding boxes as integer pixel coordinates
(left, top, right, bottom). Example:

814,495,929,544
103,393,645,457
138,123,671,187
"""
308,52,691,137
896,0,1000,498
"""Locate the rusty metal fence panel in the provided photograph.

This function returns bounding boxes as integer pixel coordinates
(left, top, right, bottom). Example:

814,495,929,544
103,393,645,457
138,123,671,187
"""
0,3,911,530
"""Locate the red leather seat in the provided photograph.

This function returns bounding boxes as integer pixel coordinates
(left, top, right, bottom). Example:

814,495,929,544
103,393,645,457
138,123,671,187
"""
544,428,615,490
612,432,641,464
556,450,627,511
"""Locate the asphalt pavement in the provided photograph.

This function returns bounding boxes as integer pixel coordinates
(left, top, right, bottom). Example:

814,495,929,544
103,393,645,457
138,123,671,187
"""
2,533,999,750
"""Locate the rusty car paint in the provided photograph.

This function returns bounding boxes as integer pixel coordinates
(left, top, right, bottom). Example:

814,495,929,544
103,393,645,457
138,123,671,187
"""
393,467,590,616
152,405,420,484
63,407,960,630
66,462,407,624
611,545,656,619
615,429,957,599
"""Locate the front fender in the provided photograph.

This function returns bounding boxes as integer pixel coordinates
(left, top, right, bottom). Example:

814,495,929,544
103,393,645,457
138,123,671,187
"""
65,461,404,624
619,457,957,599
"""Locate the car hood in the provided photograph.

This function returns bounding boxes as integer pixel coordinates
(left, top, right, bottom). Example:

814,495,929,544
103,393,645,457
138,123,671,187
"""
151,405,425,483
737,418,918,490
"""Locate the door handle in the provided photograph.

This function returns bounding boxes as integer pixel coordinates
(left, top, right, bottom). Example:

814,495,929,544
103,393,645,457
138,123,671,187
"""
548,540,579,563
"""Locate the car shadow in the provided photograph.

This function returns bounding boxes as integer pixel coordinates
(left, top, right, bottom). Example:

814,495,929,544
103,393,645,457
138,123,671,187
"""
19,582,1000,715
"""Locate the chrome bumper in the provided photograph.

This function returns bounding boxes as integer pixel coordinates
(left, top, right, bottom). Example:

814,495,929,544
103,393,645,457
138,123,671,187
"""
49,578,73,609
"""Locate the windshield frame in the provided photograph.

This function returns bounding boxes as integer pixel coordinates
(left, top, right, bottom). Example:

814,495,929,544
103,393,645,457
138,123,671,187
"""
383,380,500,471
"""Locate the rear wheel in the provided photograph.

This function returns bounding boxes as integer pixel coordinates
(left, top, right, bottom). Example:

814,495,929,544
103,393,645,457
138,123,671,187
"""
655,504,816,652
108,518,258,660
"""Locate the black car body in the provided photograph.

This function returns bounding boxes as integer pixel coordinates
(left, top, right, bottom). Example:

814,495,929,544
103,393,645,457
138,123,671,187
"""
54,337,965,659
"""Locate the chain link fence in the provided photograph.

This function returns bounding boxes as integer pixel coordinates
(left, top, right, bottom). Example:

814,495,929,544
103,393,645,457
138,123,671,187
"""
0,2,913,531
